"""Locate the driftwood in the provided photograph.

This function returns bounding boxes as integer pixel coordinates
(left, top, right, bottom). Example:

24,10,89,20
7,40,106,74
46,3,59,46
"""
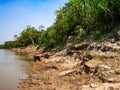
58,69,76,77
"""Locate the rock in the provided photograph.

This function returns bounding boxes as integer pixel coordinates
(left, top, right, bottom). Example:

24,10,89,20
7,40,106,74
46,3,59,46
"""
45,65,58,70
72,53,80,60
65,50,73,56
90,84,99,88
84,60,102,69
87,42,97,50
84,59,102,74
84,54,93,60
81,54,93,65
44,54,50,59
99,65,111,71
69,45,76,50
82,58,89,62
107,77,120,83
111,38,115,43
117,41,120,46
96,44,102,50
74,43,89,50
101,45,112,52
116,31,120,40
81,83,120,90
42,47,51,53
59,59,78,70
87,45,93,50
81,85,90,90
117,31,120,37
86,42,116,52
115,68,120,75
96,64,112,81
96,64,120,83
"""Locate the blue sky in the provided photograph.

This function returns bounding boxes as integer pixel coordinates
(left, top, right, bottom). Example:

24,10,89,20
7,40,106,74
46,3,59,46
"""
0,0,68,44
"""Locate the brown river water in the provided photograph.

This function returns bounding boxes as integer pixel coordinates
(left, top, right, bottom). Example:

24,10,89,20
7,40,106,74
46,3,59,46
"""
0,49,31,90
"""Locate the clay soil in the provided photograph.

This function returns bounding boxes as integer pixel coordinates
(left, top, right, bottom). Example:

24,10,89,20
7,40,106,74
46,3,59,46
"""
17,41,120,90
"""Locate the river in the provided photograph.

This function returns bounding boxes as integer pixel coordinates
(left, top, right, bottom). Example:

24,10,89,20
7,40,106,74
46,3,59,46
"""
0,49,31,90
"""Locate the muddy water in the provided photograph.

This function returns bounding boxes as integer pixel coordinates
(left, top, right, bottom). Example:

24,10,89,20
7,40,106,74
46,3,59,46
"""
0,49,31,90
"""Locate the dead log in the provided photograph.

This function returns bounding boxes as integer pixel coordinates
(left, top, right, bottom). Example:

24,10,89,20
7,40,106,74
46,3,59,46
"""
58,69,76,77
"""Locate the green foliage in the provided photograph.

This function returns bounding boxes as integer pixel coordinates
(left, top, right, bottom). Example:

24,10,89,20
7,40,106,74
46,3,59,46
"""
0,44,4,49
3,26,41,48
2,0,120,49
54,0,120,41
38,25,66,49
4,41,17,48
17,26,40,47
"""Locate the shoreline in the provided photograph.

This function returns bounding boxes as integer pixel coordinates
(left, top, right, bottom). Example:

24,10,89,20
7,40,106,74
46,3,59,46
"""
16,41,120,90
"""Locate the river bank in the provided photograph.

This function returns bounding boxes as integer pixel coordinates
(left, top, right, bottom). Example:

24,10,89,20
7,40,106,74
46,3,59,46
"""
16,39,120,90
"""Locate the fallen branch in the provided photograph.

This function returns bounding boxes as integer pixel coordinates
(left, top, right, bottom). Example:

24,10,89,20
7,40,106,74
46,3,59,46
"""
58,69,76,77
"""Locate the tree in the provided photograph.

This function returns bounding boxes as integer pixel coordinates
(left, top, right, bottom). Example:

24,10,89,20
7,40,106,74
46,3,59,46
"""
17,26,40,46
38,25,45,31
14,35,18,40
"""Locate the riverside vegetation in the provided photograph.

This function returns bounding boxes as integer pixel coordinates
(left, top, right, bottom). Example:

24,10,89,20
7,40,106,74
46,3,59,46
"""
1,0,120,90
0,0,120,49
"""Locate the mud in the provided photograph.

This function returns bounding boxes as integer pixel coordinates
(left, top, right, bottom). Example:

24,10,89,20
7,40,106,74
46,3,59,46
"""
17,41,120,90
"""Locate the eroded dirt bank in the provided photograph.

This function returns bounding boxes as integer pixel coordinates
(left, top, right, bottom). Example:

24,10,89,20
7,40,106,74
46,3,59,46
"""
16,39,120,90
